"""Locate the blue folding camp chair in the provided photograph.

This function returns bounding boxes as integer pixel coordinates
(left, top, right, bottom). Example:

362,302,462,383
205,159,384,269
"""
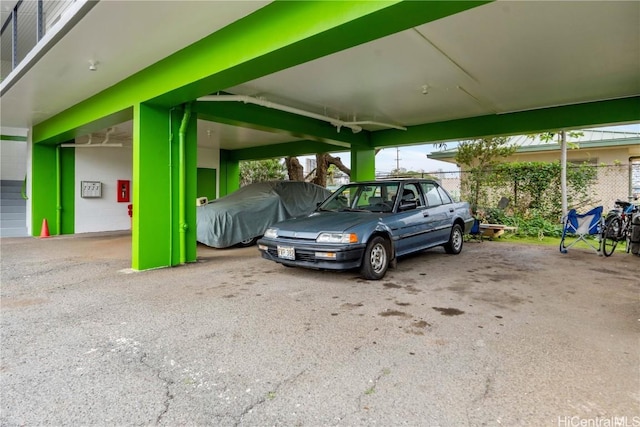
559,206,604,254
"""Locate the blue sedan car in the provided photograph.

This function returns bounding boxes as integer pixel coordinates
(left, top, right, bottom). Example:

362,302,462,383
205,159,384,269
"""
257,179,474,280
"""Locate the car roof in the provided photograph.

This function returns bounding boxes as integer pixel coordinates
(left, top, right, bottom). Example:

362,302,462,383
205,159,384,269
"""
348,178,437,185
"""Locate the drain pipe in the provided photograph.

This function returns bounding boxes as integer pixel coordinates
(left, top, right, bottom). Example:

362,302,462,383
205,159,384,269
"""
198,95,365,134
168,108,175,265
178,103,191,264
56,145,61,235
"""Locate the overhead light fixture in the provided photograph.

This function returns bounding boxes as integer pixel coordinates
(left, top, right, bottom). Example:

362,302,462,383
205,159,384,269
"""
422,84,429,95
88,60,98,71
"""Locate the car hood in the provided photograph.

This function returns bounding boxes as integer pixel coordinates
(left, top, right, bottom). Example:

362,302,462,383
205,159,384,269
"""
271,211,380,239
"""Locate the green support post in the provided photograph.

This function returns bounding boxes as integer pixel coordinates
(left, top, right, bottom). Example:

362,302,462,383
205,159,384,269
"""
219,150,240,197
183,106,198,265
197,168,217,201
351,147,376,182
133,103,197,270
59,146,75,235
31,143,58,235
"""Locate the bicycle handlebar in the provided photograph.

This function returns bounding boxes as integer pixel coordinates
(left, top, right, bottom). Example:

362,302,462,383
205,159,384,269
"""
614,199,638,213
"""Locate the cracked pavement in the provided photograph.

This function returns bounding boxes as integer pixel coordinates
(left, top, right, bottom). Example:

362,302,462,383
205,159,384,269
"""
1,231,638,426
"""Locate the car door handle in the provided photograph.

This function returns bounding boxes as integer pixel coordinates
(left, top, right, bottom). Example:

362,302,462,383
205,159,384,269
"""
423,211,430,217
449,208,454,213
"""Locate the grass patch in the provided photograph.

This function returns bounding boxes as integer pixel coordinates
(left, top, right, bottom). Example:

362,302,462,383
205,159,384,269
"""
485,233,632,254
493,234,561,247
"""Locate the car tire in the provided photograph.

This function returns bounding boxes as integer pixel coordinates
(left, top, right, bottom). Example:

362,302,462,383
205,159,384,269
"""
444,224,464,254
360,235,390,280
236,237,258,248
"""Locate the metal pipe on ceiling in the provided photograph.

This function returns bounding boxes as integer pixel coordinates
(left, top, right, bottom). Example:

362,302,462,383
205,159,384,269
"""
198,95,362,133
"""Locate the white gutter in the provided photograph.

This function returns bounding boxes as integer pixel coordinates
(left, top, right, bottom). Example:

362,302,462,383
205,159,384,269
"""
197,95,407,133
345,121,407,131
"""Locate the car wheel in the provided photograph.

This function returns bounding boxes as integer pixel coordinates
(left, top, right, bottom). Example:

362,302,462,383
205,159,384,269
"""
444,224,463,254
236,237,258,248
360,235,390,280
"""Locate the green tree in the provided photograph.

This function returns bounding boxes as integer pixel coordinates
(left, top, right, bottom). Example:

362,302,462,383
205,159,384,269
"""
240,159,286,186
455,137,517,211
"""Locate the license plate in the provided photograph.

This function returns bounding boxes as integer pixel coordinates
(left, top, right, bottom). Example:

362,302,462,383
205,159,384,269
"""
277,246,295,260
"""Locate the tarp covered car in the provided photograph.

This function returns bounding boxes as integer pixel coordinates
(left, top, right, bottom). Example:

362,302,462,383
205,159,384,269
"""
197,181,332,248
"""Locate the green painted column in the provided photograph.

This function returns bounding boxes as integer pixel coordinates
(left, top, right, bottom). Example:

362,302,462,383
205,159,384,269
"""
197,168,217,200
351,147,376,182
183,106,198,265
219,150,239,197
59,147,76,235
133,103,197,270
31,143,58,235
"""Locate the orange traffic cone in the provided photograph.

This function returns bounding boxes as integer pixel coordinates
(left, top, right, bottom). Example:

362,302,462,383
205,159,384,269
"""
40,218,50,238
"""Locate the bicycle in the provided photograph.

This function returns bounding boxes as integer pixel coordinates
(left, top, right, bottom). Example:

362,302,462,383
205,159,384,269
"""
601,198,639,257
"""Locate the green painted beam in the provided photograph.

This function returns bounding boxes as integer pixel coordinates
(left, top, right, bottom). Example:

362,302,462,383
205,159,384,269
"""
33,0,489,145
194,101,369,148
34,109,133,147
229,140,350,162
372,97,640,148
1,135,27,141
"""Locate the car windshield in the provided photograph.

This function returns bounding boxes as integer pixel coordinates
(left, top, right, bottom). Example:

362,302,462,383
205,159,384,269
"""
319,182,400,213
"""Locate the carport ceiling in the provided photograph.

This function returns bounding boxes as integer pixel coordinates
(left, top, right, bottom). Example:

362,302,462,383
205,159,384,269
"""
2,1,639,150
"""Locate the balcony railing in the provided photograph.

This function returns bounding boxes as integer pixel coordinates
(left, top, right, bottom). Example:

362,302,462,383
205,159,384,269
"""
1,0,75,81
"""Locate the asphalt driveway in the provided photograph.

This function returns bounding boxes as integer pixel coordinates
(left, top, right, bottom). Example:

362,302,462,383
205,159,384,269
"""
1,232,638,426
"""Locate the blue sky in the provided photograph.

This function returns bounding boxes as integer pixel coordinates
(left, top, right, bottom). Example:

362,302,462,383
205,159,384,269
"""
300,123,640,174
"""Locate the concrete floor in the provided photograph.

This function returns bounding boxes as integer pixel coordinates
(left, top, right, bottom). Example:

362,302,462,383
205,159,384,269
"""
1,231,638,426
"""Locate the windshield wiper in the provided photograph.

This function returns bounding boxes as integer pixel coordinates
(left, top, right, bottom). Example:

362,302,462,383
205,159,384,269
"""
340,207,369,212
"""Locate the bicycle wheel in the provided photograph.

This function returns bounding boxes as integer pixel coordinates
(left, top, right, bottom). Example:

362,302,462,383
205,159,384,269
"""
602,216,621,257
624,220,632,253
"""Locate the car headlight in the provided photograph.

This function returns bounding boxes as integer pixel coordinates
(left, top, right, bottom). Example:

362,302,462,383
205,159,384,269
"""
264,228,278,239
316,233,358,244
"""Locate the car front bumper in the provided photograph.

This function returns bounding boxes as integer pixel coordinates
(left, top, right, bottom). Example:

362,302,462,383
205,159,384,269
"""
257,238,366,271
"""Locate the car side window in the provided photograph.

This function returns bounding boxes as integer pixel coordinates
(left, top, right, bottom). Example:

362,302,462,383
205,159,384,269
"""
421,182,443,207
437,186,453,204
398,183,422,210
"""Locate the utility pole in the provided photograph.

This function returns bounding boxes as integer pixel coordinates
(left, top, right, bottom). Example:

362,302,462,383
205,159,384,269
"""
395,147,401,172
560,130,568,221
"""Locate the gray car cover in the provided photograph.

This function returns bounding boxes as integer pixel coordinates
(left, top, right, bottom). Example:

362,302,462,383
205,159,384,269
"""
196,181,332,248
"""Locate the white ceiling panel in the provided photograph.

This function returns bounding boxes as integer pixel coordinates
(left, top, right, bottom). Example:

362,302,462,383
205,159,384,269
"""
1,0,638,149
